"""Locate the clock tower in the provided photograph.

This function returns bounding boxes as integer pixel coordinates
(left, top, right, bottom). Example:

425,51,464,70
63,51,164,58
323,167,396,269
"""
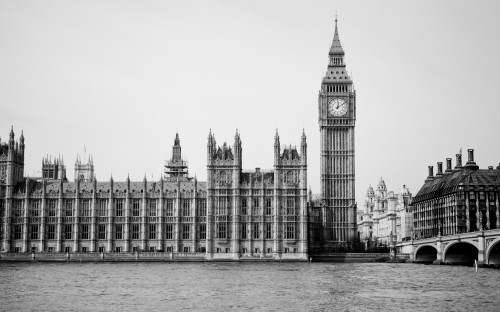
318,18,356,247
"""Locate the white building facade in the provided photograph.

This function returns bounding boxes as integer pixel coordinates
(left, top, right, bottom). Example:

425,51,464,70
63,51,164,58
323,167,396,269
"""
358,178,413,246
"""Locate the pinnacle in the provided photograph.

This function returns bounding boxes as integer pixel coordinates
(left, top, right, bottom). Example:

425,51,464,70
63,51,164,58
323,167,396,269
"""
329,18,344,55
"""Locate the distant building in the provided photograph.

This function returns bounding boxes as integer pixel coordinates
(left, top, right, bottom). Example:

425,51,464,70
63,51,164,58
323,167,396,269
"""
411,149,500,239
75,154,94,182
359,178,412,246
42,156,67,182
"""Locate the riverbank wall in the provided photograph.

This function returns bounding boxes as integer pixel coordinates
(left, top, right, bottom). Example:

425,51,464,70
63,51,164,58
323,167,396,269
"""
310,253,390,263
0,252,310,262
0,252,392,263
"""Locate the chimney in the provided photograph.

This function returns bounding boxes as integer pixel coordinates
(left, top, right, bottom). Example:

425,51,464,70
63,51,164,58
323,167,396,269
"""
465,148,479,170
425,166,434,182
436,162,443,177
445,158,452,173
255,168,260,174
455,153,463,170
468,149,474,163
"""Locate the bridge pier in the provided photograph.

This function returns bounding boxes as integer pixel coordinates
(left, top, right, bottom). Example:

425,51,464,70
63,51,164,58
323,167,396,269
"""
408,242,415,261
477,232,486,265
433,238,443,265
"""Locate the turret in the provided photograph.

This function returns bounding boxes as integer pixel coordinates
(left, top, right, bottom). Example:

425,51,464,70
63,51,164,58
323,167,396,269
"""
8,126,14,150
233,130,242,166
300,129,307,165
274,129,280,165
377,178,387,193
207,130,215,163
19,131,24,156
172,132,181,161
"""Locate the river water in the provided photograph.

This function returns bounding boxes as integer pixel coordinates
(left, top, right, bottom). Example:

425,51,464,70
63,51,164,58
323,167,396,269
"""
0,262,499,311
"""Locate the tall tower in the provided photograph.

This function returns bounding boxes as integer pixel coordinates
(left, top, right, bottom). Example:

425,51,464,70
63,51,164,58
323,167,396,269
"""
318,18,356,247
1,127,25,252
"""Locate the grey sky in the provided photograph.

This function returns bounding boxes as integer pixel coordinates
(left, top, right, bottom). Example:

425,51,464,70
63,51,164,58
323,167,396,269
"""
1,1,500,207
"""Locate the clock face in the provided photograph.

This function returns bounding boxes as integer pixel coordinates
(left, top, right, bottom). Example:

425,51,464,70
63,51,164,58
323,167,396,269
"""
328,98,348,117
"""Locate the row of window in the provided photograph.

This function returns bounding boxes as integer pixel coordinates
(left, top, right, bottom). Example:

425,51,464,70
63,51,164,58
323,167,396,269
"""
11,224,198,241
7,197,301,218
17,246,300,254
9,199,207,218
11,222,297,241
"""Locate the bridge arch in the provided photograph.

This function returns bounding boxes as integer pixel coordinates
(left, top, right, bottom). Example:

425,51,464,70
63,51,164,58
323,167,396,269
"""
443,241,478,265
486,238,500,265
414,245,437,263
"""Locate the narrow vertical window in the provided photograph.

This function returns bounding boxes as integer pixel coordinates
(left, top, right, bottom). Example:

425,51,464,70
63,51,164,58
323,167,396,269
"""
132,224,140,239
265,223,272,239
132,199,140,217
98,224,106,240
166,224,173,239
115,224,123,239
165,199,173,216
241,198,247,215
182,224,190,240
98,200,108,217
81,224,89,239
115,200,124,217
241,223,247,239
149,224,157,240
30,224,39,240
199,223,206,240
64,224,73,240
182,200,190,217
253,223,259,239
65,200,73,217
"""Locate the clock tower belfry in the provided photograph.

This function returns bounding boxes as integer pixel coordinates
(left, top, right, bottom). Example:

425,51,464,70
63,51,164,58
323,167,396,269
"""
318,18,356,247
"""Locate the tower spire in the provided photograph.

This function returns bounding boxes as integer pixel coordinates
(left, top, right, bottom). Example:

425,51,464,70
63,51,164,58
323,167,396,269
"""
330,15,344,55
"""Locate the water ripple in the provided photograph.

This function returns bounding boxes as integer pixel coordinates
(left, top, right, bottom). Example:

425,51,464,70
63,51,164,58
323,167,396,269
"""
1,262,500,311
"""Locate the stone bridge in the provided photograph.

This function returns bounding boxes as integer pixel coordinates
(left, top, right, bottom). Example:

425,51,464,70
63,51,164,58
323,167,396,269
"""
396,229,500,265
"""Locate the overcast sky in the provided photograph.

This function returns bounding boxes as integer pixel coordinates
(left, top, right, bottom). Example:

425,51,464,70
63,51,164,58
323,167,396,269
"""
1,0,500,206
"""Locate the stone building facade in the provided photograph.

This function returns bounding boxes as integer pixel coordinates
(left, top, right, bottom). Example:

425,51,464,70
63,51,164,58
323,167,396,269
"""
1,128,307,260
411,150,500,239
358,178,412,246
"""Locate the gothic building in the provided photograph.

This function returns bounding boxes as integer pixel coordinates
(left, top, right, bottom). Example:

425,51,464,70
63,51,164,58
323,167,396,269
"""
359,179,412,246
0,129,307,260
312,17,357,251
1,18,351,258
206,130,307,259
